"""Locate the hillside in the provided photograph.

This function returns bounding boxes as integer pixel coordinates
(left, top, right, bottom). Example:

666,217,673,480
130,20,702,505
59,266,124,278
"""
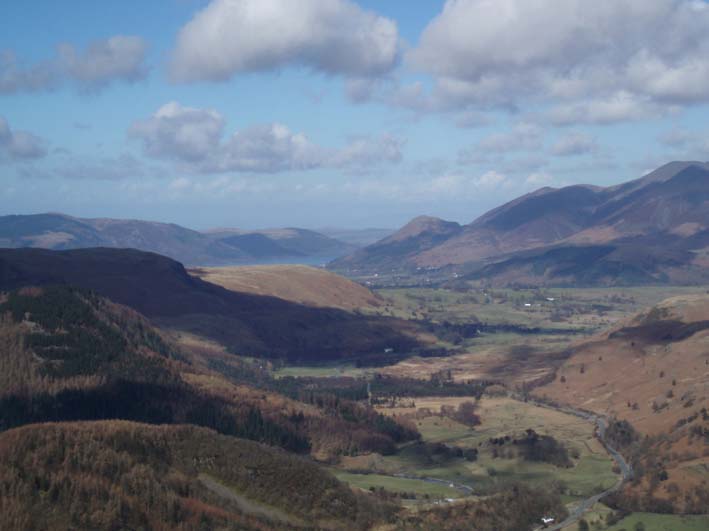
0,213,354,266
535,295,709,512
0,421,394,530
0,284,430,460
0,247,425,363
331,162,709,286
190,265,381,310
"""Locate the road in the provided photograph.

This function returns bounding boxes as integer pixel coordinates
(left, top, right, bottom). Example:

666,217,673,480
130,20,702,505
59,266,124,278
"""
528,400,633,531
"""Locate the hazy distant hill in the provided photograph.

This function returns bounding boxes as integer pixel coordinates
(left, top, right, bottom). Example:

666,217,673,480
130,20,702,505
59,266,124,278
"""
331,162,709,286
0,213,355,266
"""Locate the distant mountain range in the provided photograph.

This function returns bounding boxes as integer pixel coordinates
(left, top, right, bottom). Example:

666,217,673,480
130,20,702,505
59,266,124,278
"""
0,213,382,266
331,161,709,286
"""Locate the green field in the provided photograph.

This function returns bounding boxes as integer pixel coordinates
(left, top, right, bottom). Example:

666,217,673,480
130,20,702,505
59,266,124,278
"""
329,470,462,500
343,397,619,502
376,285,709,332
272,362,370,379
604,513,709,531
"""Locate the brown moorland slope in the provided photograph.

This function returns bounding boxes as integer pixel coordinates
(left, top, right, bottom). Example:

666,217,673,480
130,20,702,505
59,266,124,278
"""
190,264,381,311
535,295,709,512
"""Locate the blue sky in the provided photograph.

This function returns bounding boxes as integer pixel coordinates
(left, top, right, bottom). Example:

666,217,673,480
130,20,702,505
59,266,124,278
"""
2,0,709,230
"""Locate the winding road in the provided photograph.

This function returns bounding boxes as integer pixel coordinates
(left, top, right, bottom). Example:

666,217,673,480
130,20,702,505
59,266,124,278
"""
528,400,633,531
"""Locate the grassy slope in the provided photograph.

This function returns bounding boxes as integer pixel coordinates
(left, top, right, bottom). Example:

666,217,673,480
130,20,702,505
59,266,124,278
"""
190,264,381,311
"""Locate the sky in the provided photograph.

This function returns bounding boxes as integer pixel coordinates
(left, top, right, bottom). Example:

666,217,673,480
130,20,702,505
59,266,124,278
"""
2,0,709,230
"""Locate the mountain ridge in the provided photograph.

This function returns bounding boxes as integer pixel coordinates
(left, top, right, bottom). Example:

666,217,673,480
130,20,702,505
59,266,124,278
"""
330,161,709,286
0,213,356,266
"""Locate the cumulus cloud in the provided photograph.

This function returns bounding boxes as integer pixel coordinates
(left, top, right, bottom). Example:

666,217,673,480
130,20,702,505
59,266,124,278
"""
0,36,148,94
0,117,47,161
171,0,399,82
551,131,598,156
129,102,225,162
57,36,148,92
130,101,403,173
406,0,709,120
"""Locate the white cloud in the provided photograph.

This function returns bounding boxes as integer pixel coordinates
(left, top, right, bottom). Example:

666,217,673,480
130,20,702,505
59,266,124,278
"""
474,170,508,190
129,102,225,162
171,0,399,82
525,172,554,187
407,0,709,118
0,117,47,161
211,123,325,172
0,36,148,94
547,93,673,125
551,131,598,156
331,134,403,169
130,102,403,173
57,36,148,92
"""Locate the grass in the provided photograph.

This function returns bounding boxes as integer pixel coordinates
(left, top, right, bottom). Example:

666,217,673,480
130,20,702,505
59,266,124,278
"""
272,362,371,379
329,470,462,499
604,513,709,531
370,396,619,501
376,285,709,333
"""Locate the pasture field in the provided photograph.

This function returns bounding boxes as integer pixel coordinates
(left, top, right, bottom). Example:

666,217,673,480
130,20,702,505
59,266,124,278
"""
329,470,463,500
603,513,709,531
364,396,619,501
272,362,371,379
375,285,709,332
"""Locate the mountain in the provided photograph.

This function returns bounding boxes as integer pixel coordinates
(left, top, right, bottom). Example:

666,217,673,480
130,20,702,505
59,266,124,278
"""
331,216,462,273
0,247,425,363
0,213,355,266
331,162,709,286
201,227,357,264
534,295,709,513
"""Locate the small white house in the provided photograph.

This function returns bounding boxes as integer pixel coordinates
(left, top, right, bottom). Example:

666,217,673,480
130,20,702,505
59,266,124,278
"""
541,516,555,525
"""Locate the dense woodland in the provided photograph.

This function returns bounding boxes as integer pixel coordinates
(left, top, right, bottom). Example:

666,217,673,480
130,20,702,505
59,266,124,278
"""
0,287,429,458
0,421,396,530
